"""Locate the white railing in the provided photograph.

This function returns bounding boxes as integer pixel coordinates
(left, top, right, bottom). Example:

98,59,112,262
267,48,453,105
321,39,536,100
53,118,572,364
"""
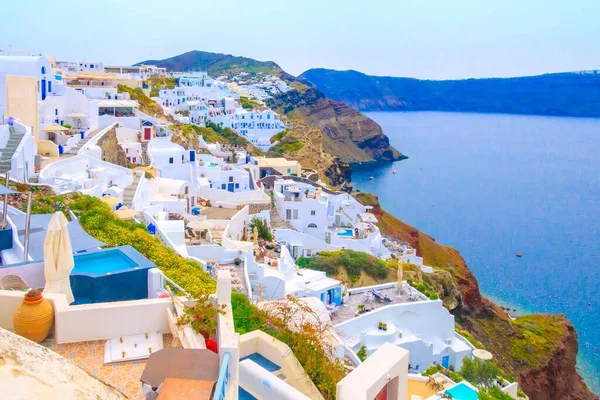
77,123,116,156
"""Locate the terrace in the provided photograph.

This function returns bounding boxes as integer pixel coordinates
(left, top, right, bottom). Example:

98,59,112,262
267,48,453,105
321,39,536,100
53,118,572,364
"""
331,283,426,324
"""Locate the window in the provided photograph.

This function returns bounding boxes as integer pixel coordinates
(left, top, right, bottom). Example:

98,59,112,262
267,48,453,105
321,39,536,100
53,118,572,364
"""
41,66,46,74
90,64,94,68
48,81,51,92
310,210,316,216
169,157,174,164
229,176,233,182
287,168,291,174
307,223,318,228
293,209,299,220
235,183,239,189
221,184,226,190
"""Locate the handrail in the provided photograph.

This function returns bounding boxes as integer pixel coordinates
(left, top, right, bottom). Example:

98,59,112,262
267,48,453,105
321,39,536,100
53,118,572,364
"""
161,272,192,299
213,352,230,400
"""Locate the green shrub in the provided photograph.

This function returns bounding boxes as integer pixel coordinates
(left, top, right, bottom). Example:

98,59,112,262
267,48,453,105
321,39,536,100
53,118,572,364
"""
357,346,368,362
460,357,500,387
479,386,515,400
249,217,273,241
296,250,389,281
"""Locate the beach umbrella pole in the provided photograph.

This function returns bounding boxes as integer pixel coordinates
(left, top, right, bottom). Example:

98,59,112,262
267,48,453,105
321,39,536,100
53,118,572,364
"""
2,171,8,229
23,192,32,262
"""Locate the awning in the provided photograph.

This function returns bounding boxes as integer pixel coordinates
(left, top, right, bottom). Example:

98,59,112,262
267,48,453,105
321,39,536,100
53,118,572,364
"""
17,219,106,261
96,99,139,108
0,184,16,195
187,220,214,231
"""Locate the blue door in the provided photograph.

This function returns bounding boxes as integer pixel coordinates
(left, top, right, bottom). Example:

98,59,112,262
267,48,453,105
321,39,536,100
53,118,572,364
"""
227,183,234,192
41,79,46,100
189,150,196,162
442,355,449,369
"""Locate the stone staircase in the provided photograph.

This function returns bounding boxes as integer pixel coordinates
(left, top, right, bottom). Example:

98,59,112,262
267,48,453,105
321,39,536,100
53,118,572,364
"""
64,128,103,156
122,173,142,208
140,142,150,165
0,126,24,174
269,209,295,230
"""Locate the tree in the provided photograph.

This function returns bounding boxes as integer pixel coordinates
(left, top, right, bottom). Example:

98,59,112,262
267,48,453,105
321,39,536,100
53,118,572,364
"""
357,346,368,362
460,357,500,387
249,217,273,241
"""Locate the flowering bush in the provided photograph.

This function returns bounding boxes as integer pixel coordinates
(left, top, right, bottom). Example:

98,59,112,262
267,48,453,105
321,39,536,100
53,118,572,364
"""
177,294,226,339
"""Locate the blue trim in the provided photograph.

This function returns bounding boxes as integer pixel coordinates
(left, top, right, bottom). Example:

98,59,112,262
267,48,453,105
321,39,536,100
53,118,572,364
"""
214,352,230,400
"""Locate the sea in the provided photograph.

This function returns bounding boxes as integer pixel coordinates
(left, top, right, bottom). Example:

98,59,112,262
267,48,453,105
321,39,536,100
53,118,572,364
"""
352,111,600,394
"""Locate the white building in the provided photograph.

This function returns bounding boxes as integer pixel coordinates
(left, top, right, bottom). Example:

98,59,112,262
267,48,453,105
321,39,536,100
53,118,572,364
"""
272,179,390,259
335,300,473,372
38,153,133,198
0,56,56,101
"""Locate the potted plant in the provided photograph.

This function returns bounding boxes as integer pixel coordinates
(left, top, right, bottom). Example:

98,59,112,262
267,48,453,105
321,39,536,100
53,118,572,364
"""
357,304,366,314
13,289,54,343
234,257,242,266
177,296,226,340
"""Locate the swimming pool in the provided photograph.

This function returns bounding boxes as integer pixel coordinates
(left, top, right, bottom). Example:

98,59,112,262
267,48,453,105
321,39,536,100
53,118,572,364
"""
444,382,478,400
70,246,156,304
337,228,353,237
73,249,138,275
207,163,218,168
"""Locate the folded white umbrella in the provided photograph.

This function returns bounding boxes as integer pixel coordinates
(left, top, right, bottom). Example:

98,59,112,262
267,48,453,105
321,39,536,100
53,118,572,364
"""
43,212,75,304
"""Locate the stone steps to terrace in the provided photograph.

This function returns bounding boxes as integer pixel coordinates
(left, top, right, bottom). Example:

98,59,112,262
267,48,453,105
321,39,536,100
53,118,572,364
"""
0,126,24,175
64,128,103,156
122,173,142,208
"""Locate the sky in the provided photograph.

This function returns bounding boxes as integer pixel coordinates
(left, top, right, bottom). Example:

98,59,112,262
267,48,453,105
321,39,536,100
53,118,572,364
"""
1,0,599,80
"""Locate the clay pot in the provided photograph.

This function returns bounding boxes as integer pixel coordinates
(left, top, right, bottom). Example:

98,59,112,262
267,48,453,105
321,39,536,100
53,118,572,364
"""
13,289,54,343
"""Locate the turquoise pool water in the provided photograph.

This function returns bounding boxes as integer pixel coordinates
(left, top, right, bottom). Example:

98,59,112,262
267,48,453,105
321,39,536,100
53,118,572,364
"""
445,382,478,400
207,163,218,168
72,249,138,275
337,228,353,237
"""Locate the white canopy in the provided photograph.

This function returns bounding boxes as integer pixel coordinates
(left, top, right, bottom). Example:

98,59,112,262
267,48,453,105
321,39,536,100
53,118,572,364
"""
187,220,214,231
43,212,75,304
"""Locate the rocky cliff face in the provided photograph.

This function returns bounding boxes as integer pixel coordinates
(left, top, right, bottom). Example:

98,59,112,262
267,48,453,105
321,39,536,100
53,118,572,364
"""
355,192,597,400
268,86,405,164
98,126,128,167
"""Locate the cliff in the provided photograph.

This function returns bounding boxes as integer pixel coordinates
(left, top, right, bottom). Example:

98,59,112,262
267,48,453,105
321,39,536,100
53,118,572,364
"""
267,85,405,164
300,68,600,118
134,51,406,185
355,192,597,400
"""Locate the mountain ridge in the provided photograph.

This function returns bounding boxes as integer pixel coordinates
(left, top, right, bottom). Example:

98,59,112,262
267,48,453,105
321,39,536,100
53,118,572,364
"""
300,68,600,118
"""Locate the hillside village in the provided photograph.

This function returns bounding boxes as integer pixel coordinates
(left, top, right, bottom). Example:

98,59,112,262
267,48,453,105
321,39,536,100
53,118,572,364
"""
0,50,528,400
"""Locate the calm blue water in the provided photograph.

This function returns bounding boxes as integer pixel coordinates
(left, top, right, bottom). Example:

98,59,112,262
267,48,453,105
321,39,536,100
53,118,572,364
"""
337,228,354,237
353,111,600,393
72,250,137,275
445,382,479,400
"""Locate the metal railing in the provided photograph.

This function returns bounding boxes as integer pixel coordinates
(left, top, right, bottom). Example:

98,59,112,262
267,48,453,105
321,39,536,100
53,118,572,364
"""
213,352,230,400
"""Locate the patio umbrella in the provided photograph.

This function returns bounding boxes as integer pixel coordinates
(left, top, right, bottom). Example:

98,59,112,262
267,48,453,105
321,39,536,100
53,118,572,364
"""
42,124,69,132
473,349,493,360
140,348,219,389
65,112,88,118
114,207,138,220
187,220,214,231
43,212,74,304
101,195,120,207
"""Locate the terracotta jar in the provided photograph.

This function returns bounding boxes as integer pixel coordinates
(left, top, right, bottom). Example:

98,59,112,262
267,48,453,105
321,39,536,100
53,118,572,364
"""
13,289,54,343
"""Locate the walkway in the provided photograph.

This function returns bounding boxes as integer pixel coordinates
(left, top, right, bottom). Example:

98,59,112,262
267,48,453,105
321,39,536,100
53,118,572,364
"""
269,209,294,230
122,173,142,208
